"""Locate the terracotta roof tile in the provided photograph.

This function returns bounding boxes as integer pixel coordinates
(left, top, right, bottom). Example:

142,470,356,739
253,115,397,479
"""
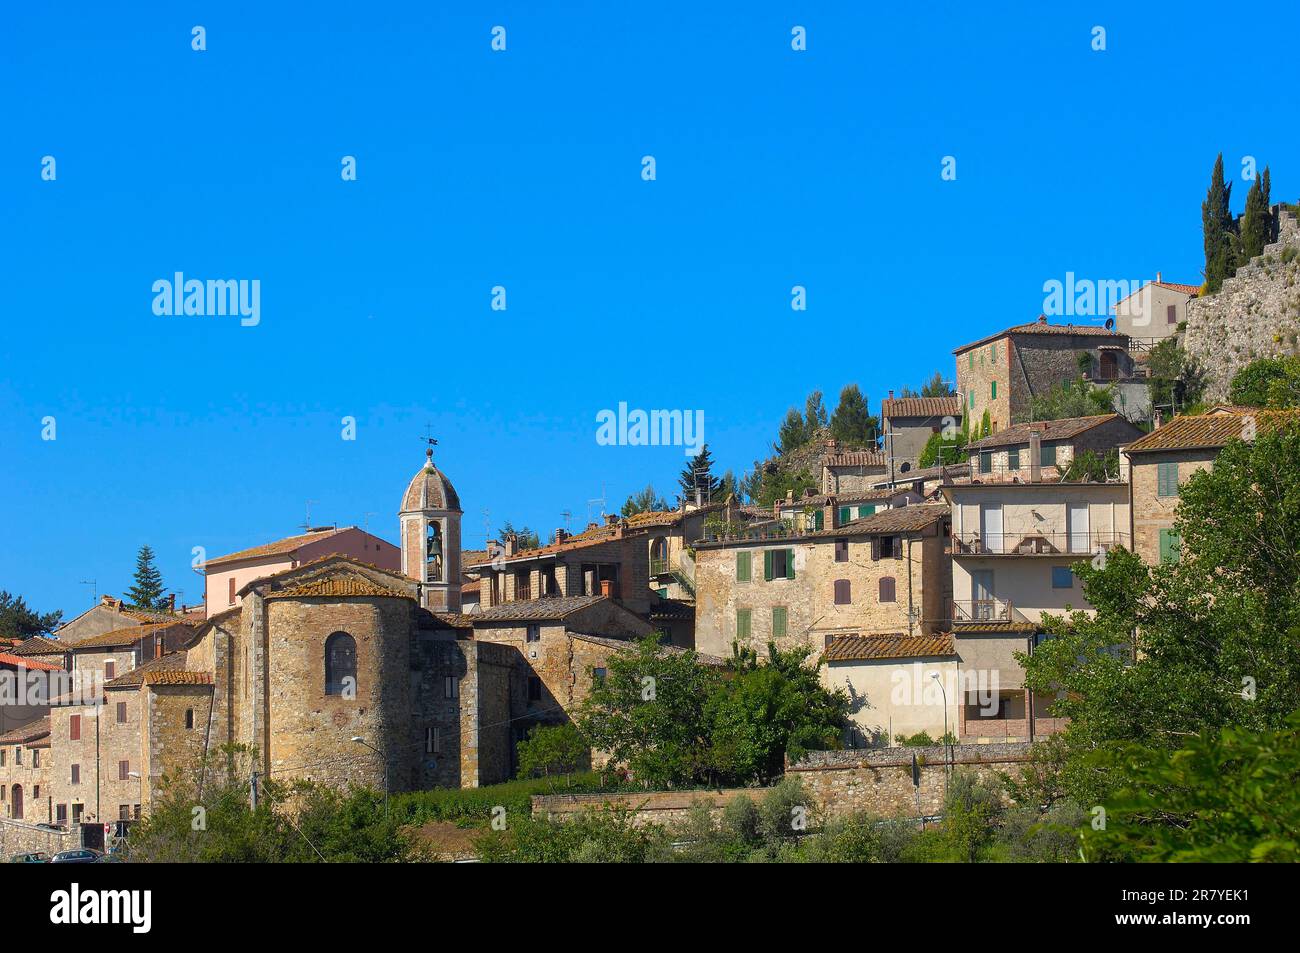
206,527,355,568
809,504,949,536
70,623,180,650
474,595,606,622
822,634,956,662
142,671,213,686
265,578,412,600
880,396,962,419
1124,408,1300,453
0,716,51,745
9,636,64,657
949,620,1038,634
824,450,886,468
104,651,189,689
0,652,64,672
966,414,1132,451
954,319,1125,355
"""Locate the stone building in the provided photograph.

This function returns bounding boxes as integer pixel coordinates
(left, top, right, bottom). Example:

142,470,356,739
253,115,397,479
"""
204,525,401,618
53,595,191,646
964,414,1144,483
821,448,887,494
692,505,951,660
880,394,963,478
1112,274,1200,344
0,716,51,823
1122,407,1300,565
954,317,1136,432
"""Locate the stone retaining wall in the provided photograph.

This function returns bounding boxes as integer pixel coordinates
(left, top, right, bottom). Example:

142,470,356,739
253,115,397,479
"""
0,818,78,858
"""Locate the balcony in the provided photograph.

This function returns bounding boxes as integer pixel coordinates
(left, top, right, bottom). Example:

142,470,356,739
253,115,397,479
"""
951,598,1020,624
649,557,670,576
951,530,1129,557
959,716,1067,743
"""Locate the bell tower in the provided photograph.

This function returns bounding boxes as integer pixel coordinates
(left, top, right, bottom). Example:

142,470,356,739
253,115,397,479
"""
399,444,463,612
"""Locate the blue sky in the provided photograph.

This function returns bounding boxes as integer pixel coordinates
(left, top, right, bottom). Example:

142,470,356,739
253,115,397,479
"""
3,1,1297,617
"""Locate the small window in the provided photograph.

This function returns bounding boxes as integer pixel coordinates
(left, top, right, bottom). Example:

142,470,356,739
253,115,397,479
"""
72,804,84,824
185,708,194,730
104,660,115,679
765,549,795,580
526,624,541,643
1040,444,1058,467
1166,304,1177,325
527,676,543,702
426,726,440,755
735,551,752,582
1159,528,1181,564
228,577,236,605
1052,566,1074,589
69,715,81,741
15,747,21,765
56,804,67,824
772,606,788,639
990,380,997,399
116,702,127,724
1007,448,1020,470
32,751,40,769
979,451,993,474
834,538,849,562
838,506,850,525
736,608,752,639
833,579,851,605
879,577,897,603
119,760,130,781
119,805,131,821
592,667,607,684
71,765,81,785
134,804,141,820
444,675,458,699
857,505,875,518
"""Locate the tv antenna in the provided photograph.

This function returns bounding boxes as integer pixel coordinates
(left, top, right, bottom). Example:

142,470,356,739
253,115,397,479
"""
79,579,97,605
300,500,320,532
560,509,573,533
363,512,378,532
586,485,607,523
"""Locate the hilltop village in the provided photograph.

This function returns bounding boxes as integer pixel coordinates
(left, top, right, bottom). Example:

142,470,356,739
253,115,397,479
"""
3,203,1300,853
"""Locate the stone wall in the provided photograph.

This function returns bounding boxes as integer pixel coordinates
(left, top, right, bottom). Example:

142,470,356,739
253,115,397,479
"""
0,817,77,857
1184,207,1300,401
787,743,1032,817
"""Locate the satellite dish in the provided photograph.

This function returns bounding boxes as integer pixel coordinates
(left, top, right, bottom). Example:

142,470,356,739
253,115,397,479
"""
1104,317,1115,330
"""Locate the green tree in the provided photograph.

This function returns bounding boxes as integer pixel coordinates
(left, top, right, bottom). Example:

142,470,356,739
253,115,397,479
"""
515,723,591,785
754,464,818,507
1022,380,1114,423
1239,165,1273,262
714,469,740,503
1083,714,1300,862
1062,449,1118,482
706,644,848,784
0,591,62,640
1201,153,1239,292
678,444,722,500
920,371,953,397
1228,356,1300,408
777,407,810,454
1147,339,1206,413
497,521,540,550
578,635,724,787
621,484,667,517
125,544,168,612
829,384,877,446
804,390,828,431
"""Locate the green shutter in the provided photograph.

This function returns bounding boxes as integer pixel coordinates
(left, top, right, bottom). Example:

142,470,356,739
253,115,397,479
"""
813,509,824,531
1158,461,1179,498
1041,444,1057,467
772,606,787,638
969,353,974,370
991,380,997,399
736,608,751,639
1008,448,1020,469
786,549,796,580
857,505,875,518
736,551,751,582
1159,529,1181,564
969,390,975,409
763,550,774,581
979,451,992,474
838,506,850,524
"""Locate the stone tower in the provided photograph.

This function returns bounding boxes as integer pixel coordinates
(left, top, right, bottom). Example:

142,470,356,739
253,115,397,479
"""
399,448,463,611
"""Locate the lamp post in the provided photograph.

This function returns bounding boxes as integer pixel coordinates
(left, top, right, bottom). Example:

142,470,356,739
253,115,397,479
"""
351,736,388,818
930,672,951,793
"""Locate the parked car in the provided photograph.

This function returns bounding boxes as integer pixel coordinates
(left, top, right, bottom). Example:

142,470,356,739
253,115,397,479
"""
50,848,103,864
9,852,50,863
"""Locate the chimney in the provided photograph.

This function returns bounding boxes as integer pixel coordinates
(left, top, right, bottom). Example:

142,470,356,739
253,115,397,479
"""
888,389,894,400
604,513,619,528
168,593,176,613
1156,271,1162,283
1153,409,1163,429
785,489,795,503
825,438,839,450
1028,430,1042,482
503,532,518,557
553,528,568,545
586,521,600,533
599,579,613,598
1037,314,1048,325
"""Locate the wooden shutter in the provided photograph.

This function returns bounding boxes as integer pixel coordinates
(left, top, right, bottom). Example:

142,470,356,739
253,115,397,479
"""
785,549,796,579
1158,462,1178,497
834,579,851,605
772,606,788,638
838,506,850,525
871,538,881,561
835,538,848,562
737,608,751,639
1008,448,1020,470
1167,304,1177,325
763,550,774,581
70,715,80,741
879,576,896,602
736,551,751,582
814,509,824,531
892,537,903,559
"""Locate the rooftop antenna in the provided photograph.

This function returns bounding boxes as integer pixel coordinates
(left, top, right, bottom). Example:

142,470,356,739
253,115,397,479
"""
363,512,377,532
482,508,493,547
301,500,320,532
560,509,573,533
586,485,607,523
79,579,97,605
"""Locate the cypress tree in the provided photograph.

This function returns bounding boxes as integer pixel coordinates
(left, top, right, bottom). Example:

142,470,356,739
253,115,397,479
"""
1202,154,1238,292
679,445,722,498
1240,166,1273,262
829,384,877,447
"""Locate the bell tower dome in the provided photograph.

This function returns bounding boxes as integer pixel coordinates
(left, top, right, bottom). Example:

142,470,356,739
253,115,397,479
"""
399,447,463,612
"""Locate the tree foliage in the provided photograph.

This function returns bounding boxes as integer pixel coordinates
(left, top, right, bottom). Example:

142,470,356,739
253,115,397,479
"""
0,591,62,640
678,444,722,500
1022,380,1115,423
829,384,877,447
1202,152,1240,292
515,723,591,785
1239,165,1273,262
497,521,540,550
125,544,168,612
621,484,667,517
1228,356,1300,408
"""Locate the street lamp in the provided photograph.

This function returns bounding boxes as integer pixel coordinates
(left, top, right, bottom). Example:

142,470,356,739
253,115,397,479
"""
930,673,951,791
351,736,388,818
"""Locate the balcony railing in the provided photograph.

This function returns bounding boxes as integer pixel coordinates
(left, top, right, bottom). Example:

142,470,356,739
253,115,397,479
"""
951,530,1129,557
951,598,1019,624
649,557,670,576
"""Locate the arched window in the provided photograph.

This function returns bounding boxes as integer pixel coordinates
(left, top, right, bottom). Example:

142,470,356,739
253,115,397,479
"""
325,632,357,696
649,537,668,574
425,521,443,582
